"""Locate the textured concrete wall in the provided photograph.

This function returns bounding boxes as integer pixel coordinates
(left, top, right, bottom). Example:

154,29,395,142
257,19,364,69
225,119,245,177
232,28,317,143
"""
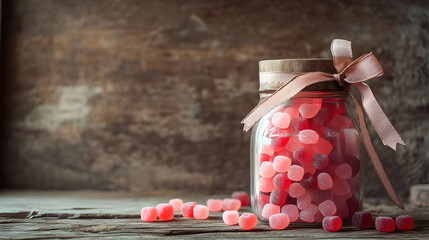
1,0,428,200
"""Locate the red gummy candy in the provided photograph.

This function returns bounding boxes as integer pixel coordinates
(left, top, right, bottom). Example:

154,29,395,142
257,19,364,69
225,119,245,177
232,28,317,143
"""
291,117,310,133
293,146,313,163
312,153,329,170
271,136,290,148
232,191,249,206
322,216,342,232
270,189,287,206
396,215,414,231
181,202,197,218
156,203,174,221
375,217,396,232
260,153,271,164
352,211,373,229
273,173,291,191
300,173,317,191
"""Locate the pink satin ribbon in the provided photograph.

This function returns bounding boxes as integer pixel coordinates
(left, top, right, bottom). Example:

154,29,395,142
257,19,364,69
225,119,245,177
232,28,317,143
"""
242,39,406,209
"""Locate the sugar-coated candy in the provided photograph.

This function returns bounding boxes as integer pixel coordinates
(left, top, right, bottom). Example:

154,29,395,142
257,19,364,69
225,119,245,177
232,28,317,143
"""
261,203,280,219
375,216,396,232
270,189,287,206
260,161,276,178
260,176,276,193
312,153,329,170
156,203,174,221
324,126,340,144
297,192,312,210
222,210,239,225
232,191,249,206
271,112,291,129
262,144,275,156
312,189,333,205
330,115,352,129
169,198,184,212
286,136,304,152
271,136,290,149
281,204,299,222
141,207,157,222
285,106,300,119
345,155,360,177
181,202,197,218
300,173,317,191
299,103,319,119
300,204,318,222
322,216,342,232
318,200,337,217
269,213,290,230
289,182,306,198
395,215,414,231
293,146,313,163
335,163,352,179
332,179,351,196
239,213,258,230
291,117,310,133
312,137,333,155
273,155,291,172
352,211,373,229
298,129,320,144
288,165,305,181
207,199,223,212
273,173,291,191
222,198,241,211
317,172,334,190
193,205,209,220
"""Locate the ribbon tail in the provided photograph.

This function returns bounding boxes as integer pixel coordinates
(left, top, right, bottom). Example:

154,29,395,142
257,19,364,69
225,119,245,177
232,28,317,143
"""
241,72,333,132
353,82,405,150
348,91,404,209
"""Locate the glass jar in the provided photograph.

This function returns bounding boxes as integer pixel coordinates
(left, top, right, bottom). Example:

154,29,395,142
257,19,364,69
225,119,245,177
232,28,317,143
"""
250,59,362,223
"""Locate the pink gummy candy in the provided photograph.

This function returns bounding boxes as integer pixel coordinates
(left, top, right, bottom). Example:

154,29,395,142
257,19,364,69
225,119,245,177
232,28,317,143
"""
222,198,241,211
260,153,271,164
259,176,276,193
352,211,373,229
300,204,318,222
285,106,300,119
299,103,319,119
396,215,414,231
262,144,275,156
273,173,291,191
141,207,157,222
260,161,276,178
261,203,280,219
312,137,333,155
332,179,351,196
169,198,184,212
270,189,287,206
156,203,174,221
271,112,291,129
239,213,258,230
271,136,290,149
273,155,291,172
281,204,299,222
207,199,223,212
289,182,306,198
323,216,342,232
269,213,290,230
329,115,352,129
297,192,312,210
298,129,320,144
291,117,310,133
285,136,304,152
181,202,197,218
288,165,305,181
335,163,353,179
232,191,249,206
318,200,337,217
375,216,396,232
293,146,313,163
193,204,209,220
222,210,239,225
317,172,334,190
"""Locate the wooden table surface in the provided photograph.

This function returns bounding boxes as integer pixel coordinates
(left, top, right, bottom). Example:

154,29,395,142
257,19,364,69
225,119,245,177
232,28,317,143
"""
0,191,428,239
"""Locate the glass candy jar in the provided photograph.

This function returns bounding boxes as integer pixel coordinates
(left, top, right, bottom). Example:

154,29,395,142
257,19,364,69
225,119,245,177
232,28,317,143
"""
250,59,362,223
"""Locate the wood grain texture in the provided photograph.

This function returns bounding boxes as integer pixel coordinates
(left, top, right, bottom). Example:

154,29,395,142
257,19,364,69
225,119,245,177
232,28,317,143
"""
0,0,428,199
0,191,428,239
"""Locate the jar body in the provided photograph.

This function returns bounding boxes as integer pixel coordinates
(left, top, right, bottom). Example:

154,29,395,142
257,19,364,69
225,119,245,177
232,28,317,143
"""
250,91,362,223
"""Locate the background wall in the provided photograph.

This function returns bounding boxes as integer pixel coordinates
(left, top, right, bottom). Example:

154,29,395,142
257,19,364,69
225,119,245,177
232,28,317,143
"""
1,0,428,200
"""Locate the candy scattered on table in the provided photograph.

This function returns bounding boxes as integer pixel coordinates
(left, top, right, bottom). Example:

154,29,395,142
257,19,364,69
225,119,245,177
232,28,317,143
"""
223,210,239,225
168,198,184,212
222,198,241,211
395,215,414,231
352,211,373,229
269,213,290,230
181,202,197,218
375,216,396,232
239,213,258,230
141,207,157,222
156,203,174,221
193,204,209,220
322,216,342,232
232,191,249,206
207,199,223,212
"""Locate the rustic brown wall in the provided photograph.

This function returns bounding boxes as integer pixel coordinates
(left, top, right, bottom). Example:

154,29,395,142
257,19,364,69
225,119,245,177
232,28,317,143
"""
1,0,428,200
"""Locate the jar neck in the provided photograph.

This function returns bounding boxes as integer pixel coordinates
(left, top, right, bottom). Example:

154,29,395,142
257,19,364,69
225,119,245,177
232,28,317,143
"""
259,90,349,101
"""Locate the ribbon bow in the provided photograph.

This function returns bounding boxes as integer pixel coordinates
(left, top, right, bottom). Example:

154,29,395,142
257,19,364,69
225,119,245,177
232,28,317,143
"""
242,39,406,208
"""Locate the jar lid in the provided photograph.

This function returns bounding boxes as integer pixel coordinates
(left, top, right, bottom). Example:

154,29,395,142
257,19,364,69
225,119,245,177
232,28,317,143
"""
259,58,342,91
